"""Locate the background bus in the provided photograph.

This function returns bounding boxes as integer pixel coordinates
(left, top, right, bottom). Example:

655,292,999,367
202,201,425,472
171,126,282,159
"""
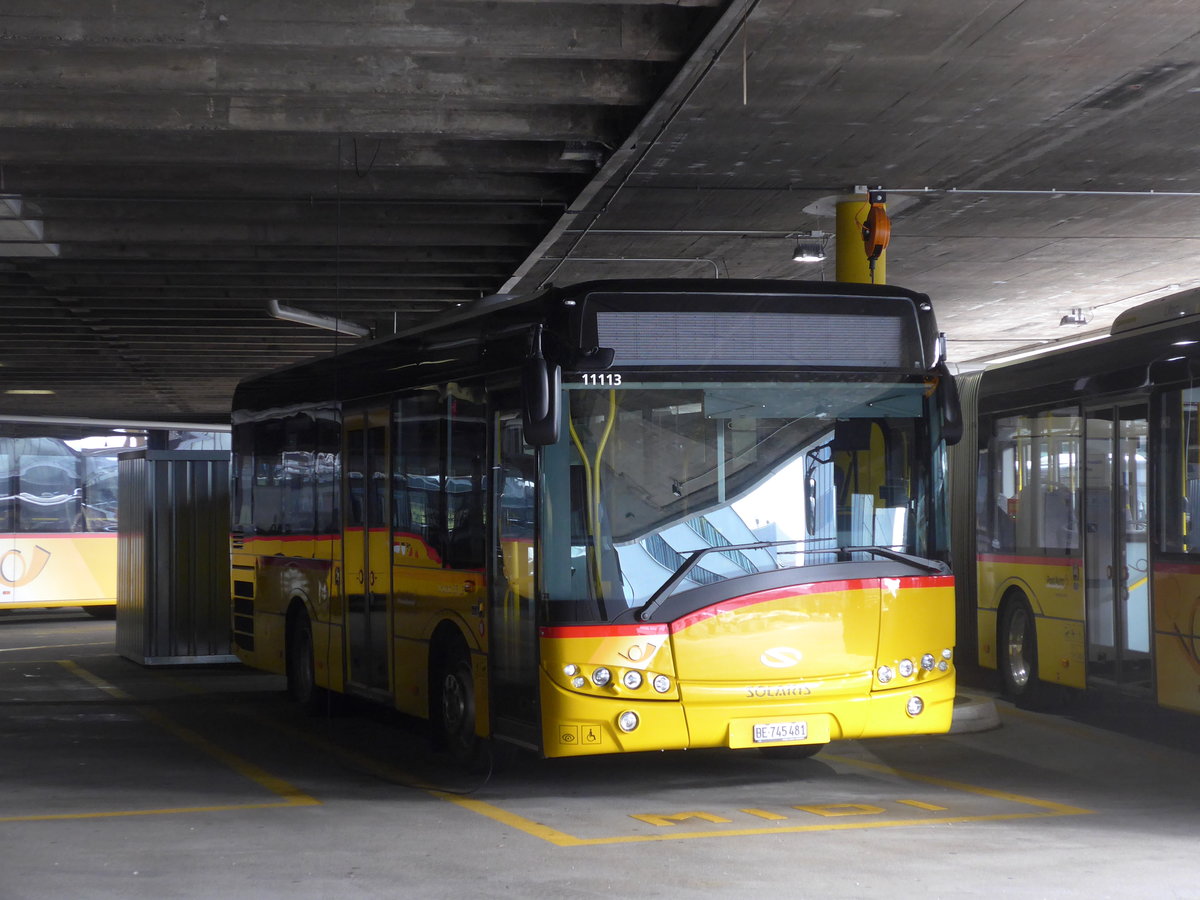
231,279,962,761
0,428,230,617
951,286,1200,714
0,433,131,616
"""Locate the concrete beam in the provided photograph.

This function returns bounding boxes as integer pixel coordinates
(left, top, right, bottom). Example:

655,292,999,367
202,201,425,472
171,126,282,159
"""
0,49,668,106
0,92,635,140
0,165,581,202
0,2,706,61
0,130,601,175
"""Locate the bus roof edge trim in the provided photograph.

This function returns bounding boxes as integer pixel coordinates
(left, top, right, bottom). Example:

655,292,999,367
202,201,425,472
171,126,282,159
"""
1111,286,1200,335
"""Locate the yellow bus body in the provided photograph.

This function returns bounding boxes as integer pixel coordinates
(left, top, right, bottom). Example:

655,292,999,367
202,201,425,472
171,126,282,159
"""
539,575,956,758
234,533,956,757
0,533,117,611
976,553,1086,689
1149,562,1200,714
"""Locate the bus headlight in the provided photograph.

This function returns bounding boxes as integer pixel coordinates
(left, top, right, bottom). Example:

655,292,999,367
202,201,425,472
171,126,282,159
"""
877,665,894,685
906,696,925,717
571,676,586,689
617,711,640,732
564,664,579,677
898,659,915,678
921,653,936,671
592,667,612,687
622,670,643,690
652,674,671,693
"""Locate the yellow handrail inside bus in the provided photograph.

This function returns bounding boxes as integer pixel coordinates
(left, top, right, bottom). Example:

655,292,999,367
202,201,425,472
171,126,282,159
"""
567,390,618,600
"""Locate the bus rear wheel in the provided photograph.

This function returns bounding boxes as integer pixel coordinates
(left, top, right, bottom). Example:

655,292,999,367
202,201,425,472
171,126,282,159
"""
435,650,479,764
999,599,1041,706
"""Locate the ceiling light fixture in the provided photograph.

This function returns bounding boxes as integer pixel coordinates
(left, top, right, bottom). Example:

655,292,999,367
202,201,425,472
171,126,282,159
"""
0,196,59,258
1059,307,1093,327
792,230,828,263
267,299,370,338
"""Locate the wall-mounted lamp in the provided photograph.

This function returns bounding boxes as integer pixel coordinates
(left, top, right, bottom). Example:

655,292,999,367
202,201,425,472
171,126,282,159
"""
792,231,828,263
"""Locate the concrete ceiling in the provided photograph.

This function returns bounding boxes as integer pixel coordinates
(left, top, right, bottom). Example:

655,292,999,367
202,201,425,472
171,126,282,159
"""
2,0,1199,426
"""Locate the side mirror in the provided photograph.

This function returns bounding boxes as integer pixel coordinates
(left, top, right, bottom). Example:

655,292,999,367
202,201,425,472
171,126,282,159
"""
522,354,561,446
805,467,818,536
935,363,963,446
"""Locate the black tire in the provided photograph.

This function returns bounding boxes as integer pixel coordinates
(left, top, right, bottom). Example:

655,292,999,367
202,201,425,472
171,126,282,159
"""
84,606,116,620
435,649,480,764
999,598,1041,706
287,610,326,714
758,743,827,760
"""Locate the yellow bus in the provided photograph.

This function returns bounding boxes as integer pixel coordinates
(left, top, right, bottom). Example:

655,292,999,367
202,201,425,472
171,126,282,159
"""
231,279,962,761
0,435,125,616
951,286,1200,714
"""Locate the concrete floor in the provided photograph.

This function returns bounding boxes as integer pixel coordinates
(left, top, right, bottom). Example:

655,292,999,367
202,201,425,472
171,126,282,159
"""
2,609,1198,900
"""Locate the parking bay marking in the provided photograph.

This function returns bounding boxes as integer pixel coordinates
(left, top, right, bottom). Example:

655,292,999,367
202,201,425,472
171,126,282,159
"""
0,660,320,824
436,751,1094,847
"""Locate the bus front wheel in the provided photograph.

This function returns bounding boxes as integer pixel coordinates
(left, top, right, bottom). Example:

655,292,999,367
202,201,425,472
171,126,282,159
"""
435,650,479,764
999,598,1041,706
287,609,325,714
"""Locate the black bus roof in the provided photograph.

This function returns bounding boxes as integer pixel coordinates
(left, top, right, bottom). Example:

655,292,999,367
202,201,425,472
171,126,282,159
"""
977,287,1200,412
234,278,942,413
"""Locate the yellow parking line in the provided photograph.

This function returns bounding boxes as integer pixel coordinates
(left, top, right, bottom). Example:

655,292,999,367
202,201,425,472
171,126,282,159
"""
262,714,1094,846
432,751,1093,847
821,752,1092,817
0,661,319,823
46,664,1092,843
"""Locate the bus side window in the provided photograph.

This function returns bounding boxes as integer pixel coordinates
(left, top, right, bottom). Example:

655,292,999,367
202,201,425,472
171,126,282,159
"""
252,419,285,536
395,391,443,561
1160,387,1200,554
315,414,340,537
444,394,486,571
0,440,15,533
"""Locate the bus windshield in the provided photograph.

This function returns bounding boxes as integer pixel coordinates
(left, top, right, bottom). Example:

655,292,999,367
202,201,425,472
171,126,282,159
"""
540,378,939,623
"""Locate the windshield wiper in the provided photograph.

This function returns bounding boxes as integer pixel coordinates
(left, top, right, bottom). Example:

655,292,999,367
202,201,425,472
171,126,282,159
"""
635,541,948,622
636,539,790,623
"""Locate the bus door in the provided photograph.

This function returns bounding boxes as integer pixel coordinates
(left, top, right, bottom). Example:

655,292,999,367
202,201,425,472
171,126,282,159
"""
1083,402,1151,692
487,401,541,749
343,406,391,692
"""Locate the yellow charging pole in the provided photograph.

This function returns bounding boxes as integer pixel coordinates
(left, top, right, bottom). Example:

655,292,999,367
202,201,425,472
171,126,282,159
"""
835,188,886,284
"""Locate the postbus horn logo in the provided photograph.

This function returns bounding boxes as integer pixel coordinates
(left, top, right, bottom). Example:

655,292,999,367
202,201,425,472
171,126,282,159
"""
0,545,52,588
760,646,804,668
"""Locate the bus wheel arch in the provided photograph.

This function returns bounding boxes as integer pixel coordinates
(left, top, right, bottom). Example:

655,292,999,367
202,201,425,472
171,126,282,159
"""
998,590,1041,705
285,599,325,714
428,621,480,763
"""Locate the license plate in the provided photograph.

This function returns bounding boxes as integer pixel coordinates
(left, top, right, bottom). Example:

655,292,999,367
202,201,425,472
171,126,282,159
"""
753,721,808,744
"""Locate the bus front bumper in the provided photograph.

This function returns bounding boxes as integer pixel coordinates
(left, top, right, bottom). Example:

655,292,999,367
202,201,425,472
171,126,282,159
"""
538,673,955,758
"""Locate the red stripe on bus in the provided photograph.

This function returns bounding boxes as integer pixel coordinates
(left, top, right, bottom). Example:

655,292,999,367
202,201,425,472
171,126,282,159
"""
540,575,954,639
1154,561,1200,575
670,575,954,633
670,580,872,632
